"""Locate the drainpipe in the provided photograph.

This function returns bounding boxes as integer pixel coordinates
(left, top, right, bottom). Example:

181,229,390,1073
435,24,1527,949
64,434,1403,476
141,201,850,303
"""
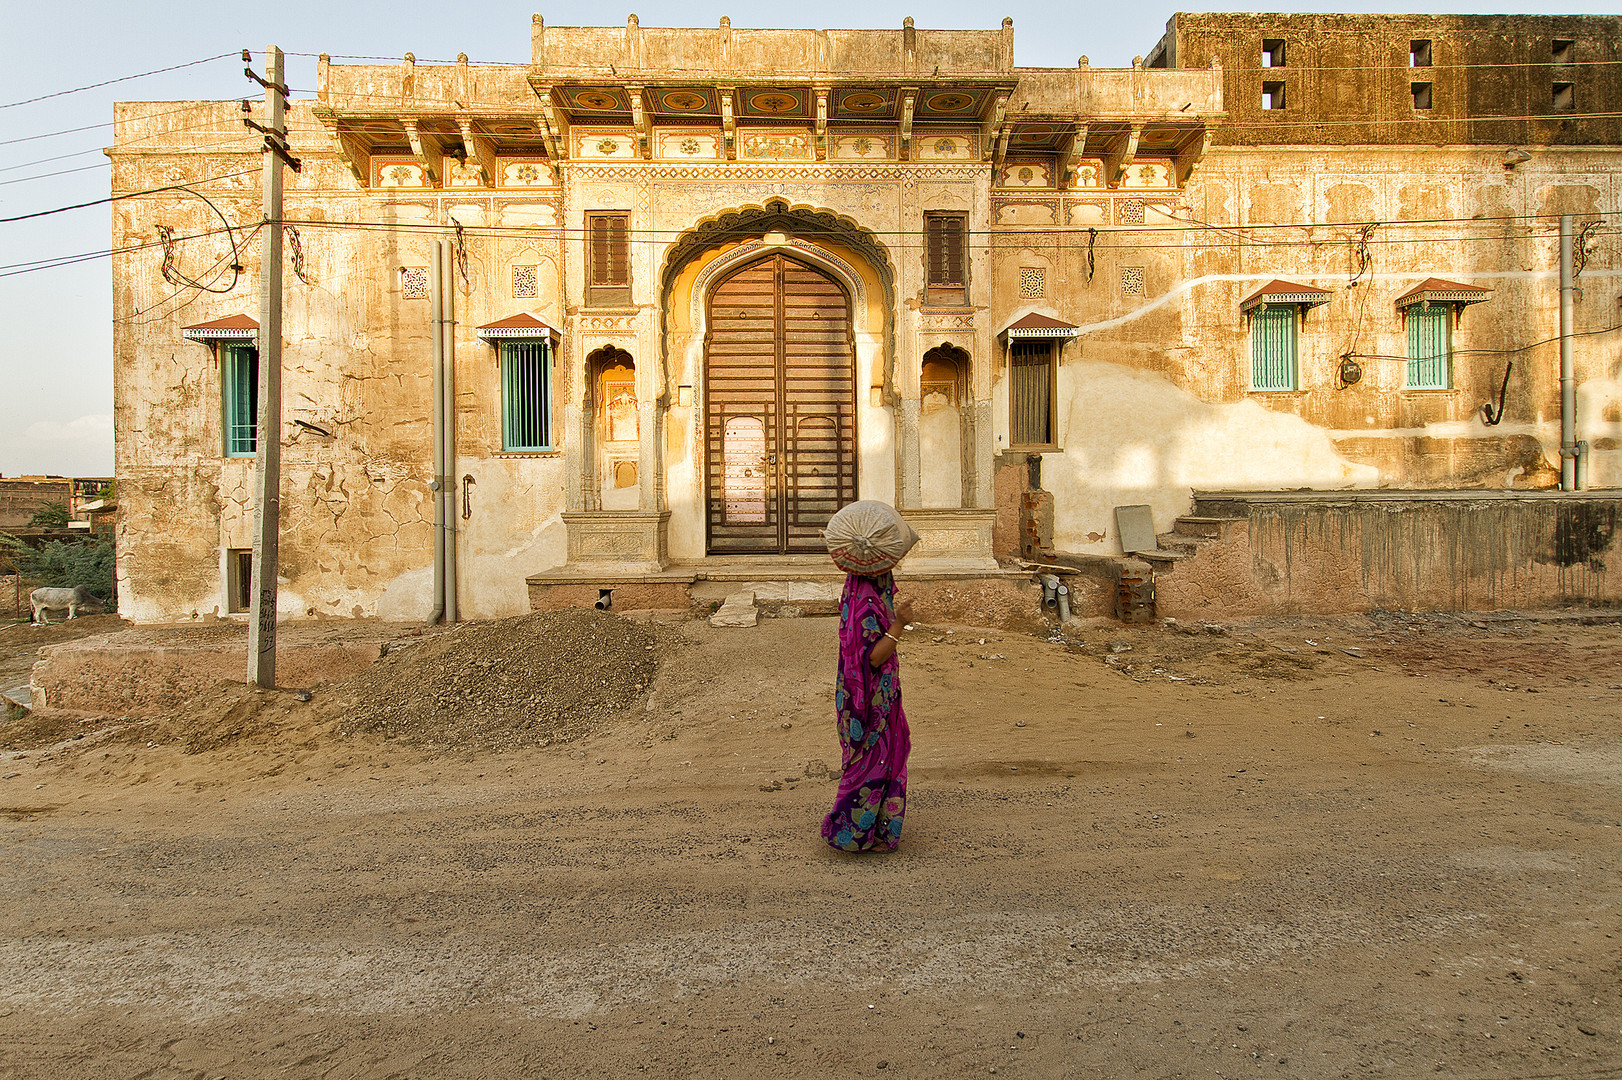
1559,215,1578,490
427,240,446,624
440,240,459,622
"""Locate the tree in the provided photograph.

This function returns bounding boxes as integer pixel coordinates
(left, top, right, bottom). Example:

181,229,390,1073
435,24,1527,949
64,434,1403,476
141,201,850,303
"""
26,502,70,528
0,534,115,603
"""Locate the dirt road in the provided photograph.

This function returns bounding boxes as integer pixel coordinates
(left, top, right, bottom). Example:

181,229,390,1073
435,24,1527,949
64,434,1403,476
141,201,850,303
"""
2,610,1621,1079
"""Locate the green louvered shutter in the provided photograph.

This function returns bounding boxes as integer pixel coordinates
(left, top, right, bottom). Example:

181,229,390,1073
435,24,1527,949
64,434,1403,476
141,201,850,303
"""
1405,305,1451,389
501,341,553,451
222,345,258,457
1250,305,1297,390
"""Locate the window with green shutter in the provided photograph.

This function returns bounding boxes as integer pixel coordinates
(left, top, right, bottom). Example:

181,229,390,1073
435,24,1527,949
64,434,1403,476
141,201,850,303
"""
1405,304,1451,389
221,344,258,457
1249,305,1297,390
501,340,553,451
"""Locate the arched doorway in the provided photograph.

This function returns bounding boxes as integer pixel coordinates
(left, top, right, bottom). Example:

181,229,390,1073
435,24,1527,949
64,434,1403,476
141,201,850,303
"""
705,253,857,553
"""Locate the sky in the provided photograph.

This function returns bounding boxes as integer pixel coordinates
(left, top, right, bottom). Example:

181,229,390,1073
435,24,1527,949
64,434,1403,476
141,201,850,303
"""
0,1,1614,479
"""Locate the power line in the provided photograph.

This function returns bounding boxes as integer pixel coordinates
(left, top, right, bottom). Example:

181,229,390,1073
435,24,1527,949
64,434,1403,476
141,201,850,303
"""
0,169,259,224
0,52,237,110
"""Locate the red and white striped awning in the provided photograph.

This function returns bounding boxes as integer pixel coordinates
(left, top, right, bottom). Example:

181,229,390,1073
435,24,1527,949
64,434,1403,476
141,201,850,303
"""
475,312,561,343
1240,280,1332,314
181,314,258,342
1395,278,1492,310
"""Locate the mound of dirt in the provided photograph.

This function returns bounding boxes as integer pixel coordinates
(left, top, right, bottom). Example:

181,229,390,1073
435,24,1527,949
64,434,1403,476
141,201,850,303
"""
327,608,659,751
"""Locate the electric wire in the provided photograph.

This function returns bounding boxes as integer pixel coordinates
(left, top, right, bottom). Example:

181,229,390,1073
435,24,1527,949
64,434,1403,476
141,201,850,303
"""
0,52,237,110
0,169,259,224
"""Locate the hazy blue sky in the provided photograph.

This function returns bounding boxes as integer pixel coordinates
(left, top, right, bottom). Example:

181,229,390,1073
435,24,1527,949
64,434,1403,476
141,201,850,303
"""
1,1,1612,478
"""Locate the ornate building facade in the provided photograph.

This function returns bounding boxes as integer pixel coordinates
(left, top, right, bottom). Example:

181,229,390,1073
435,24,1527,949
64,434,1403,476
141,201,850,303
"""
110,16,1621,621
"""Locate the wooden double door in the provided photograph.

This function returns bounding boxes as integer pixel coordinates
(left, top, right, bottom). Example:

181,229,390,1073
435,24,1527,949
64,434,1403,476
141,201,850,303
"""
705,254,857,554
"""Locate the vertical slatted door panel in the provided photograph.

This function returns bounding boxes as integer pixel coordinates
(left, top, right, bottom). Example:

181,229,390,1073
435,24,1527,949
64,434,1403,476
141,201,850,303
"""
706,260,781,551
779,259,855,550
223,345,258,456
1250,305,1297,390
502,342,551,451
1009,342,1051,446
1406,305,1451,389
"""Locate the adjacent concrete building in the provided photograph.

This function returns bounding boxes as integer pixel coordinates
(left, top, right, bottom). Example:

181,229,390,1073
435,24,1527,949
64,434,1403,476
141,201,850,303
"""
109,14,1621,623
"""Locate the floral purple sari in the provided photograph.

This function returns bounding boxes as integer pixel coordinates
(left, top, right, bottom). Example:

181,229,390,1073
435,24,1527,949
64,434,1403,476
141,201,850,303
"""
821,571,910,852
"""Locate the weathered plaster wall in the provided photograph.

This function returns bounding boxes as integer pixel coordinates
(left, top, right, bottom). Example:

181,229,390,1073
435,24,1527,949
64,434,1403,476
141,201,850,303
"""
1153,492,1622,617
1006,144,1621,556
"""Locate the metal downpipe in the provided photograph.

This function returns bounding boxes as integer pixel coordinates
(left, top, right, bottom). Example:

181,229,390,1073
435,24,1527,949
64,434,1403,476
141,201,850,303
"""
441,240,459,622
427,240,446,624
1560,215,1578,490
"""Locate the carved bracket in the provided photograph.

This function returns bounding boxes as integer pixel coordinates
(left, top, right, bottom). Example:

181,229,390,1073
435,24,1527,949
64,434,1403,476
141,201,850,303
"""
1102,123,1142,187
721,90,736,160
900,89,917,161
1060,123,1090,189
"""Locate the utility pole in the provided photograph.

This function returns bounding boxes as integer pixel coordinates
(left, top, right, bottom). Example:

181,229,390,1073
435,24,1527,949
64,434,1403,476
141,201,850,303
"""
244,46,299,686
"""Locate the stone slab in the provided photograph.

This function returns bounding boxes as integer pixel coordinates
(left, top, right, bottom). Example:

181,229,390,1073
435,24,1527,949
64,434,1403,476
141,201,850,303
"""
709,590,759,627
1115,504,1159,553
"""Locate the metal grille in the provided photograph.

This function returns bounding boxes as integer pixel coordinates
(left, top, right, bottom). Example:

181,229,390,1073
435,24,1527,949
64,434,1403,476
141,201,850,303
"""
1249,305,1297,390
705,254,856,553
1009,340,1053,446
1405,305,1451,389
501,341,552,451
221,344,258,457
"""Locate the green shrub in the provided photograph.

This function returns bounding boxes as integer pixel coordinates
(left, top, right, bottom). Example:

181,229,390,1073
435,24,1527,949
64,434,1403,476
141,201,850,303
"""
0,535,115,604
26,502,70,528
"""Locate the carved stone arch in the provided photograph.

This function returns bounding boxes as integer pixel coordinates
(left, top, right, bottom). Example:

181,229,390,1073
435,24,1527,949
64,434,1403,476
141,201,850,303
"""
657,198,898,404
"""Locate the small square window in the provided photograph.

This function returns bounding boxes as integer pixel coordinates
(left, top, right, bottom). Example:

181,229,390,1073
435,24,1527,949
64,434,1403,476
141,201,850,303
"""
1410,39,1432,67
1262,81,1286,110
1121,267,1144,295
1018,266,1045,299
1262,38,1285,68
1553,82,1575,112
1552,39,1574,65
399,266,429,300
1412,82,1433,110
511,264,538,299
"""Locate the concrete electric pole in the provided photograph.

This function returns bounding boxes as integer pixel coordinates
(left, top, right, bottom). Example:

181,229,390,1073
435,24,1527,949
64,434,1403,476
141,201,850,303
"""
244,46,299,686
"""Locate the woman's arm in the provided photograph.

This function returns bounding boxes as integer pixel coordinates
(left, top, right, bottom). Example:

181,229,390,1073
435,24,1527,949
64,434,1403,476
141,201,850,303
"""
868,598,914,668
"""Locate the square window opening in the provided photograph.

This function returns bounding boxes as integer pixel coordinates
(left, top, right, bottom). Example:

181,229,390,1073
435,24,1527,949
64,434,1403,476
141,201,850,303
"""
1009,340,1056,447
501,340,554,452
1262,81,1286,111
1410,40,1432,67
221,343,259,458
1553,82,1575,112
227,548,253,614
1412,82,1433,110
1250,305,1298,391
585,211,631,307
1552,39,1575,65
1261,38,1285,68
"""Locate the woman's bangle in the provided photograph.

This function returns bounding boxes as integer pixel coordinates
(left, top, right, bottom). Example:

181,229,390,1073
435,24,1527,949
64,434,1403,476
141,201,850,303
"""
882,631,900,643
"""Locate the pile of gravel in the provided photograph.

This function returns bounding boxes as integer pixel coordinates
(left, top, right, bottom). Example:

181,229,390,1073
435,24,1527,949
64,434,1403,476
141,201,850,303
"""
329,609,658,751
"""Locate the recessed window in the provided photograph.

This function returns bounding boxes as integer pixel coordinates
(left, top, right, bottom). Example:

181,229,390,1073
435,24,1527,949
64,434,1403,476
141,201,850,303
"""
1250,305,1298,391
1412,82,1433,110
1552,39,1574,65
1405,304,1452,390
924,212,968,305
1261,38,1285,68
584,211,631,307
226,548,253,613
501,341,554,452
1009,340,1056,447
1553,82,1575,112
1262,81,1286,110
1410,39,1432,67
221,344,258,458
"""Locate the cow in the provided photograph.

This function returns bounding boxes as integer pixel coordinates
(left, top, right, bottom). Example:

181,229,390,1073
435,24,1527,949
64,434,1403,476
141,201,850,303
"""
30,586,95,624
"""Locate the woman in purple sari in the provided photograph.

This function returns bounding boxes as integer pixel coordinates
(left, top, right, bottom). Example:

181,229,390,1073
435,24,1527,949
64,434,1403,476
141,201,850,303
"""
821,570,912,853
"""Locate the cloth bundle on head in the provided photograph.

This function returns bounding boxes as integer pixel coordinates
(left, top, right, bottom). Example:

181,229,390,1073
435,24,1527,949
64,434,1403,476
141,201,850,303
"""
823,500,920,576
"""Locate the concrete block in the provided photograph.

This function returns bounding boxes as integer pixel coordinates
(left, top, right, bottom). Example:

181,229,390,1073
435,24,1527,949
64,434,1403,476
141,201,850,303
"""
708,589,758,627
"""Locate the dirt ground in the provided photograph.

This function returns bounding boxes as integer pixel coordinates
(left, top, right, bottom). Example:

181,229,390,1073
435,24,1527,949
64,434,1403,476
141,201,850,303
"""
2,605,1621,1079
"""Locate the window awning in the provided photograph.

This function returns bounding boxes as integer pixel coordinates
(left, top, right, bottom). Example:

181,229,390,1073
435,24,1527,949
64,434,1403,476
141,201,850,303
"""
1240,280,1332,314
1395,277,1492,310
181,314,259,343
476,312,561,343
1001,313,1080,341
